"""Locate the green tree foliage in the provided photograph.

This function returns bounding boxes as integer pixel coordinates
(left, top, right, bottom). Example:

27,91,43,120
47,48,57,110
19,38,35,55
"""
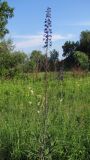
50,49,59,62
63,56,75,70
49,49,59,71
0,39,14,53
30,50,45,71
0,39,14,70
0,39,27,77
12,51,27,67
62,41,79,57
80,30,90,59
0,0,14,38
23,59,35,73
74,51,89,70
62,31,90,70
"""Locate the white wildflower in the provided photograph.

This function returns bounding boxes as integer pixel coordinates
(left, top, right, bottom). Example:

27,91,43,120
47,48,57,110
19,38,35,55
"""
37,110,40,114
29,101,32,105
60,98,63,102
31,90,34,95
77,83,80,87
29,87,31,90
37,102,40,106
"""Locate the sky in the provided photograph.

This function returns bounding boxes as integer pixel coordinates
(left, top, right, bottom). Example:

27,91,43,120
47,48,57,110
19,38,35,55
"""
6,0,90,59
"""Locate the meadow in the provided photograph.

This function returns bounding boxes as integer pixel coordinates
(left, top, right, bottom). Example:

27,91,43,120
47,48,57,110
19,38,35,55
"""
0,73,90,160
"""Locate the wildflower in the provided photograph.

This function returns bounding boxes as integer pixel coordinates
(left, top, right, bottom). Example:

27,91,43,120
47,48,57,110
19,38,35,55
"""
77,84,80,87
31,90,34,95
37,110,40,114
29,87,31,90
60,98,63,102
29,101,32,105
76,82,80,86
37,102,40,106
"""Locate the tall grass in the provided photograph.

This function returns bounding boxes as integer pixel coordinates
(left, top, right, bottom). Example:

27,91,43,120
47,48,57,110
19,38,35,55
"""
0,73,90,159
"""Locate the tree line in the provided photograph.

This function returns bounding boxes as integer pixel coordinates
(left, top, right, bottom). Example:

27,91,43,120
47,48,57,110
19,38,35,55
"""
0,39,60,77
62,30,90,70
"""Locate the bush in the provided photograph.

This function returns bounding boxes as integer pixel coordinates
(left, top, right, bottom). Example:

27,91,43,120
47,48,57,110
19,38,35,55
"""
74,51,89,70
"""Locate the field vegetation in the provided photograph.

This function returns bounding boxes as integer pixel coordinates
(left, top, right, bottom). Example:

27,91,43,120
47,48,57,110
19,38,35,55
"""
0,73,90,159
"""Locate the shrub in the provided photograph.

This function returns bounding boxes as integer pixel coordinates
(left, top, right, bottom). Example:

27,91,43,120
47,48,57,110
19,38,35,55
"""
74,51,89,70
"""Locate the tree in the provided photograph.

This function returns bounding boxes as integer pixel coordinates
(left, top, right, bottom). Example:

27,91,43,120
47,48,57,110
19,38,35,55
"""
0,39,27,76
12,51,27,67
30,50,45,72
74,51,89,70
62,30,90,70
0,0,14,38
80,30,90,59
62,41,79,57
50,49,59,61
0,39,14,70
49,49,59,71
0,39,14,53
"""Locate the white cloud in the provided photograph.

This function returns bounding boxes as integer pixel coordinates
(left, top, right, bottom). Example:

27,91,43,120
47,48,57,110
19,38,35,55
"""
14,35,42,39
14,33,74,49
53,34,74,41
68,21,90,26
16,36,42,48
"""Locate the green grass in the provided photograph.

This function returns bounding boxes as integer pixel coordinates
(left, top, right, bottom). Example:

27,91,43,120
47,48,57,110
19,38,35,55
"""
0,73,90,159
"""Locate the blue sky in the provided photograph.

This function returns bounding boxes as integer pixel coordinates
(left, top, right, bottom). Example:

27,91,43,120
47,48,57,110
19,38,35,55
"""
7,0,90,58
